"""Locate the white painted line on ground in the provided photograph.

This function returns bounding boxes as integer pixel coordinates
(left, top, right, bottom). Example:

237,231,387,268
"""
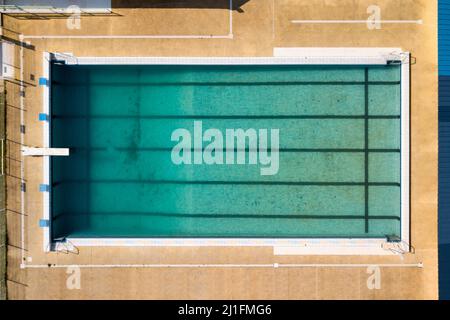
229,0,233,37
19,34,26,265
292,19,423,25
23,262,424,269
23,34,233,39
22,0,234,40
272,0,275,40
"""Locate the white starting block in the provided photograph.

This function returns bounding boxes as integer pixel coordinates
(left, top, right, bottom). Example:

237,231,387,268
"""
21,147,70,157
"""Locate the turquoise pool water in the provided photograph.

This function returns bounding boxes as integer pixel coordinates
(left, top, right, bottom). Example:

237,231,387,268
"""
50,63,402,239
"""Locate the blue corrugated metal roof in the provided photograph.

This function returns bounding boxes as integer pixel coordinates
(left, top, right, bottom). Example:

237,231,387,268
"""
439,0,450,300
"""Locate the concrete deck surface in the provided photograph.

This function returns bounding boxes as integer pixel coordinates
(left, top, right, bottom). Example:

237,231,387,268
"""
1,0,438,299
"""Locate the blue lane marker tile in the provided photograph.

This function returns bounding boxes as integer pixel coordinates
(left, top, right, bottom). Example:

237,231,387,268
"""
38,77,48,86
39,184,50,192
39,219,50,228
38,113,49,121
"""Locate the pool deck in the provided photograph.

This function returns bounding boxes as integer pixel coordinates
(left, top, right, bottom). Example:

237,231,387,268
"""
2,0,438,299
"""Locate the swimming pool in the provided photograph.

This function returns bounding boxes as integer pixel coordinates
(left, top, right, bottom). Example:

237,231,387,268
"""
42,49,410,252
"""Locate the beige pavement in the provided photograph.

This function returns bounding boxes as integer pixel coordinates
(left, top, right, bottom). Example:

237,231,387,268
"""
2,0,438,299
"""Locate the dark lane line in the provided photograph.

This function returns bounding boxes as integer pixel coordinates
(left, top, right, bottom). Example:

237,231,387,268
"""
52,211,401,221
52,180,400,187
52,114,401,119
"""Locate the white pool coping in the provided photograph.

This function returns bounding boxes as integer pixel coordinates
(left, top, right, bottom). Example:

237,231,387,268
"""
42,52,51,252
41,48,410,255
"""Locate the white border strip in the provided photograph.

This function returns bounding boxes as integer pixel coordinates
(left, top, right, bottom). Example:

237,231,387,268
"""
58,55,394,66
401,53,410,247
42,48,410,256
42,52,51,252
